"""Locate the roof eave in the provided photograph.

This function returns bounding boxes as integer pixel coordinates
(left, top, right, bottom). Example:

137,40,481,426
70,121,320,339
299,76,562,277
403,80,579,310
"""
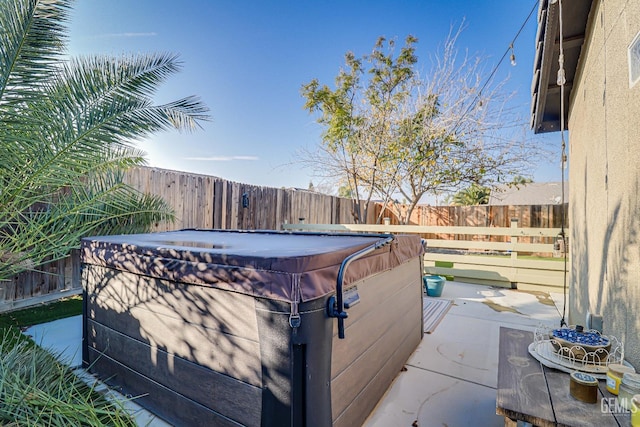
531,0,593,134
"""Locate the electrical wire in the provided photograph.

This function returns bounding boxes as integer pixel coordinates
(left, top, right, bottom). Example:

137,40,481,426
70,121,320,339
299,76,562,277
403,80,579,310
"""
445,0,570,327
449,0,569,327
451,0,539,133
557,0,569,328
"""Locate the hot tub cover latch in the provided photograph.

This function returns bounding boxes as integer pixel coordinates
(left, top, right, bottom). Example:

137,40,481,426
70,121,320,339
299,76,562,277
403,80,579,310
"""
289,313,301,328
289,274,301,328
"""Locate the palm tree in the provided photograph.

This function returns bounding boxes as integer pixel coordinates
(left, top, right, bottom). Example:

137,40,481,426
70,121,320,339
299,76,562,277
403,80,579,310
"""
0,0,209,280
449,183,491,206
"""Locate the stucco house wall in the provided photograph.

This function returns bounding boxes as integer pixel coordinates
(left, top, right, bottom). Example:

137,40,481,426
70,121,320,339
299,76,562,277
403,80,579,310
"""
568,0,640,365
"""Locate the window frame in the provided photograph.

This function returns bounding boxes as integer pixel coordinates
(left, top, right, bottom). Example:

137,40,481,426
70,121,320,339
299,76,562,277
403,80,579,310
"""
629,30,640,88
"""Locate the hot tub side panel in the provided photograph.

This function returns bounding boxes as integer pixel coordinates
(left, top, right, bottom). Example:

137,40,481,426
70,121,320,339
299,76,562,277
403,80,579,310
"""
81,230,425,427
83,265,264,426
254,297,334,427
330,256,424,427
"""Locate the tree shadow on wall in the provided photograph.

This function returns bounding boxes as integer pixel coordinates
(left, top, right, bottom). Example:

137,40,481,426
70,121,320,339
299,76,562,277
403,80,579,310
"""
571,163,639,359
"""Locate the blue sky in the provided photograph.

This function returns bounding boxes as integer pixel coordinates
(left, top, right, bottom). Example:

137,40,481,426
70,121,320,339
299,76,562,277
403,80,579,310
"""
68,0,560,191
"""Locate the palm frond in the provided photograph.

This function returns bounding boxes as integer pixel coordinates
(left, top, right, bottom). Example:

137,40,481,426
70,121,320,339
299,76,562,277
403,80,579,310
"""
0,0,72,104
0,0,208,281
0,171,174,279
50,53,209,133
0,329,137,426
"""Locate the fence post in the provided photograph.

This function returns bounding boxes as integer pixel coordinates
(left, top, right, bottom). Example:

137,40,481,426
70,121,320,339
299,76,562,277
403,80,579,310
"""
510,218,519,260
509,218,518,288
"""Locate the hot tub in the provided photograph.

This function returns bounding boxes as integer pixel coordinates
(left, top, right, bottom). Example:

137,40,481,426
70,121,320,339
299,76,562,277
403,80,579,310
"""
81,229,424,427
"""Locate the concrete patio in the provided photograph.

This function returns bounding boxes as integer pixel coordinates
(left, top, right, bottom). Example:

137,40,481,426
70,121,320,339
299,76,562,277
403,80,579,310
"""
364,281,564,426
24,281,564,426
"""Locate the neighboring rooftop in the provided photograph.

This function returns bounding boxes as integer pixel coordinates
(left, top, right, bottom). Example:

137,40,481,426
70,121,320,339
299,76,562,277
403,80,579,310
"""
488,182,568,205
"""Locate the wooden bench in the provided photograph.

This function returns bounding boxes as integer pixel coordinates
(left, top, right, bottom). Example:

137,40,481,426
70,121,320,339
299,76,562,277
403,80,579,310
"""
496,326,631,426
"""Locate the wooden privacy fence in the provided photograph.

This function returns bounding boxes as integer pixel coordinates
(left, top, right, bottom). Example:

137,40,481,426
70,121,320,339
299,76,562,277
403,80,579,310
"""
0,165,568,311
376,202,567,229
376,203,567,246
121,168,568,232
281,221,569,290
123,167,369,230
0,167,368,311
0,251,81,312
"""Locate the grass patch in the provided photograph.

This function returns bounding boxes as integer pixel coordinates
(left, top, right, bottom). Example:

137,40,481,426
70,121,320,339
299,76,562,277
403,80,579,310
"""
516,255,567,261
435,260,454,268
0,294,83,330
471,253,567,261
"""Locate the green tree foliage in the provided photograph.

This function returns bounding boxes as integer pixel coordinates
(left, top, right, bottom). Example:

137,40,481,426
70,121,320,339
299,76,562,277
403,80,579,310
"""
508,175,534,187
301,35,417,223
0,0,209,280
337,183,354,199
449,184,491,206
301,25,537,223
